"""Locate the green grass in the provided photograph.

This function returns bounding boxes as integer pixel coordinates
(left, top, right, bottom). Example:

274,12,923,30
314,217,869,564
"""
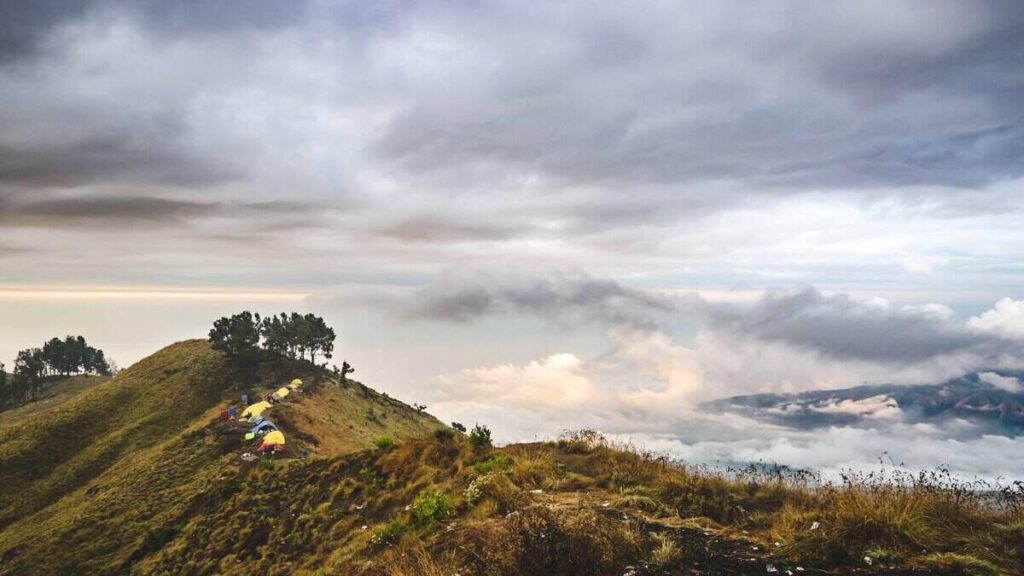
0,339,444,575
0,374,108,425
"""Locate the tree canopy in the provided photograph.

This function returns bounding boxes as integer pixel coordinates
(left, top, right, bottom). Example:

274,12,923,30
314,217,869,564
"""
1,335,111,410
208,311,337,368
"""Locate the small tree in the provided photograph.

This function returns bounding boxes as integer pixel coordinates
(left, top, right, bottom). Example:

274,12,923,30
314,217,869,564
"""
14,348,45,401
209,311,262,381
304,313,335,364
0,363,7,409
469,424,492,454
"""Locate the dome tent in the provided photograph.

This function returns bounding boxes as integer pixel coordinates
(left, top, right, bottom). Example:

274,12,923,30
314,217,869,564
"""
240,401,272,419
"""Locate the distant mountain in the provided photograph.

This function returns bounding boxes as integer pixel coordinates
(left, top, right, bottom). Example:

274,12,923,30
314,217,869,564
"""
703,372,1024,434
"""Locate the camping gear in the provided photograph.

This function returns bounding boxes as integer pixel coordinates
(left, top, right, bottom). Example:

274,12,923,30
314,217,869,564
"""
288,379,302,390
244,432,255,441
250,420,278,435
256,442,285,456
256,431,286,455
248,414,264,424
273,387,290,400
241,393,249,405
262,430,285,446
218,409,229,421
228,405,238,418
240,400,271,419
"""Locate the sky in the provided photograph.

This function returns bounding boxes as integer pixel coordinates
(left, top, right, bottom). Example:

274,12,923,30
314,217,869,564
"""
2,1,1024,478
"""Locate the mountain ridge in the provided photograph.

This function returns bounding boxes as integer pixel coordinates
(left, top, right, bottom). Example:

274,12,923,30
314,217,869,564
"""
703,371,1024,433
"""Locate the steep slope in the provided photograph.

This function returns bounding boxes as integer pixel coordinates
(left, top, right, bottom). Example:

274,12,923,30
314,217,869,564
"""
0,374,109,426
0,340,443,575
0,340,229,530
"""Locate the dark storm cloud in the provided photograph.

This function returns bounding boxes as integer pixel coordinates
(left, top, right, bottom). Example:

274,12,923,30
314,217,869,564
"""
0,0,308,63
409,271,1022,366
707,289,1017,364
380,217,527,243
407,271,674,327
0,137,236,189
1,0,1023,263
0,195,316,227
371,1,1024,199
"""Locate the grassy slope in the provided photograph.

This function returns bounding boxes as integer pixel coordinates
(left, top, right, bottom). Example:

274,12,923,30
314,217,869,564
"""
0,340,443,576
138,433,1024,576
0,374,109,426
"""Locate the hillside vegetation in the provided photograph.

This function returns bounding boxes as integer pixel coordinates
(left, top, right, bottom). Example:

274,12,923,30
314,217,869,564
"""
0,340,1021,575
0,340,441,575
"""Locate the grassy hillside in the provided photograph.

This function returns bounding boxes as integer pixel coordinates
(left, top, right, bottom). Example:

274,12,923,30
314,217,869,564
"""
0,374,109,426
0,340,442,575
133,430,1024,576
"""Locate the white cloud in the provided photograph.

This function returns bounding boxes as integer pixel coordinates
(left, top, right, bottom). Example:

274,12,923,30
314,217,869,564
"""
813,395,902,419
610,327,704,409
434,352,597,409
978,371,1023,393
969,298,1024,338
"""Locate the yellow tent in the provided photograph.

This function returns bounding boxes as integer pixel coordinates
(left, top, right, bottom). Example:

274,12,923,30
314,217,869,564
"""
288,378,302,390
274,387,290,399
240,401,272,419
262,430,285,446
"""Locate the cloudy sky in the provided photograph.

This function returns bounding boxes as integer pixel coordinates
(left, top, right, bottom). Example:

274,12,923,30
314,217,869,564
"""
2,1,1024,477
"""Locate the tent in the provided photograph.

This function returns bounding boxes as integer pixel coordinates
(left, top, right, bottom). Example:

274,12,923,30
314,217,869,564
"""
250,420,279,435
240,401,272,419
262,430,285,446
273,387,290,399
288,378,302,390
256,442,284,456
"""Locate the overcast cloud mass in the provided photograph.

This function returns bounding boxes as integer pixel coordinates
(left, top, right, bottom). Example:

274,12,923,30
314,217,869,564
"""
2,1,1024,478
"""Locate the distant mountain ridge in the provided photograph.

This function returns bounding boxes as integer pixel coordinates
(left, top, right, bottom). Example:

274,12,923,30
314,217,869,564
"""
704,371,1024,434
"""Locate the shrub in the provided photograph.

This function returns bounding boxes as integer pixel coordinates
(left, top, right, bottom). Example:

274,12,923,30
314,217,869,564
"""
555,429,605,454
473,454,513,475
375,435,394,450
359,466,380,485
469,424,492,454
411,490,454,526
464,473,528,514
433,428,455,443
488,507,642,575
369,521,405,550
648,533,680,568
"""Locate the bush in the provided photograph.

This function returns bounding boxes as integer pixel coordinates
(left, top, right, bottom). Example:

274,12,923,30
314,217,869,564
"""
474,454,513,475
488,506,642,575
411,490,454,526
464,473,528,513
369,521,405,550
469,424,492,454
433,428,455,443
359,466,380,485
556,429,605,454
375,435,394,450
